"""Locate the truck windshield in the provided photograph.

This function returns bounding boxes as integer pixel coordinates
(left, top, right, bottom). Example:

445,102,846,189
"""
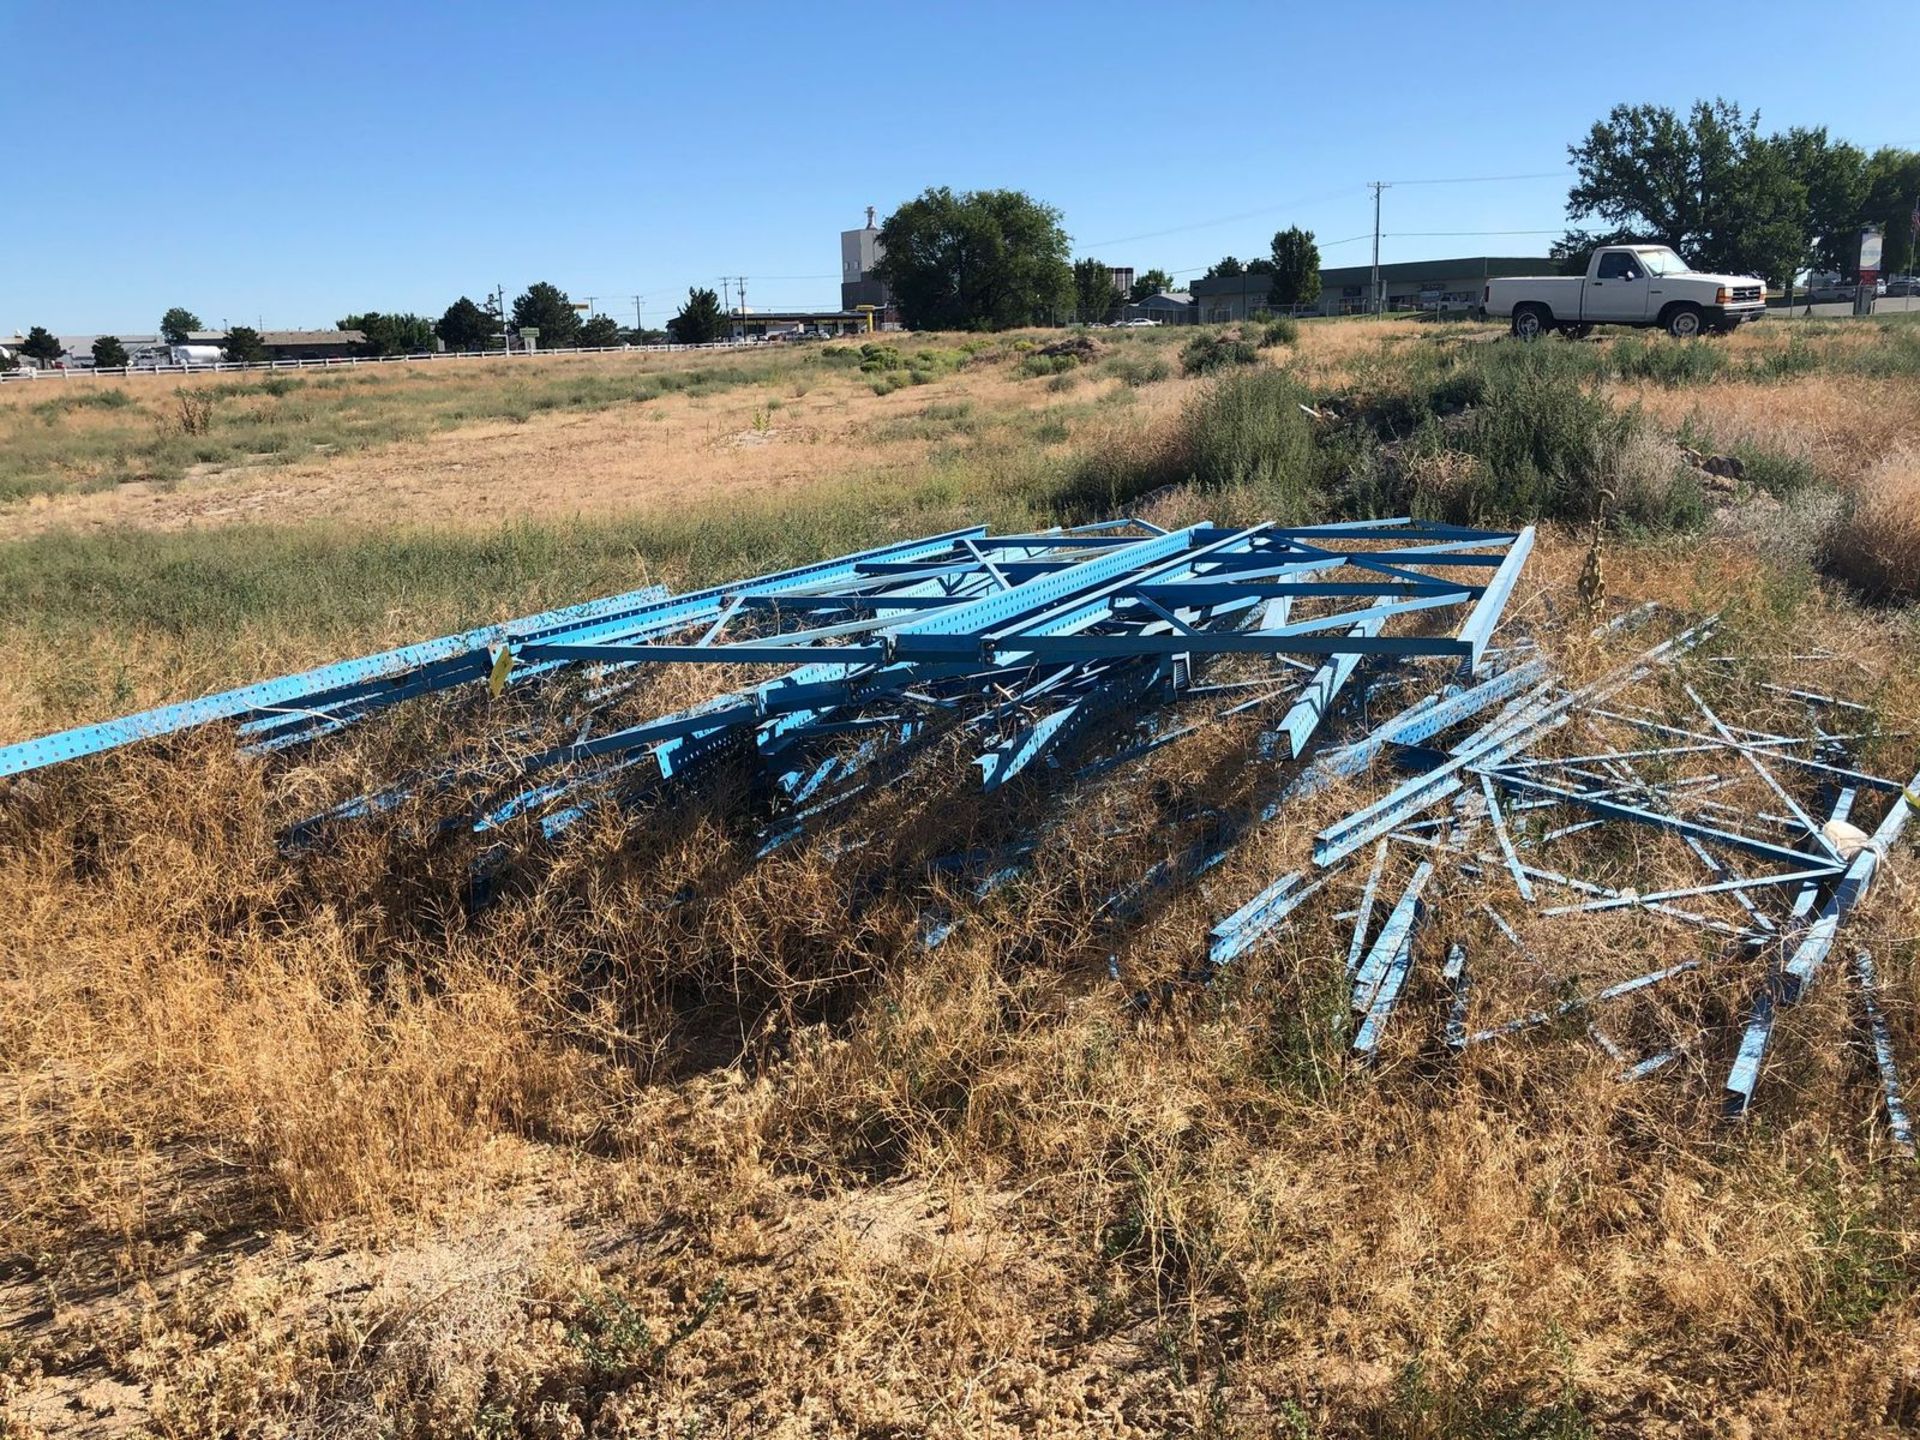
1633,248,1690,276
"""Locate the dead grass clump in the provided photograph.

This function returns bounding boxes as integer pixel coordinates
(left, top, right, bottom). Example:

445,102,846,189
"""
1598,421,1702,530
1711,485,1845,576
1824,444,1920,601
173,388,215,436
0,739,607,1242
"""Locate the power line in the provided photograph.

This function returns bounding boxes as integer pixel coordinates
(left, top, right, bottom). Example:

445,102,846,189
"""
1386,229,1563,237
1382,170,1566,186
1081,186,1370,250
1084,170,1563,259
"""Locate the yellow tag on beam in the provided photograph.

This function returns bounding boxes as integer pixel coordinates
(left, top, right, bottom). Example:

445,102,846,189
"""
488,645,515,698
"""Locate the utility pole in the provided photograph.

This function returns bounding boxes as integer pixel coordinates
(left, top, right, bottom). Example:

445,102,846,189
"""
719,276,747,339
630,295,644,333
1369,181,1390,315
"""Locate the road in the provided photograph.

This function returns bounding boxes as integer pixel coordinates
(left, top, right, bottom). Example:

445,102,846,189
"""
1772,293,1920,319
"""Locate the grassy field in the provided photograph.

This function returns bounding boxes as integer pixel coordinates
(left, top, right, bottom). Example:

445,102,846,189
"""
2,317,1918,1437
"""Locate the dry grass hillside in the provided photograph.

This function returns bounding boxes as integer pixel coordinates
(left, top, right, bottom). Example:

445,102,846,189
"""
2,315,1918,1437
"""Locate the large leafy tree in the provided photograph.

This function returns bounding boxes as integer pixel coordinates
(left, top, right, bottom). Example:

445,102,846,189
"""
872,187,1074,330
511,282,583,346
91,335,129,369
22,326,63,363
436,296,495,352
223,326,267,363
1204,256,1244,280
1564,99,1807,284
1783,126,1869,274
578,313,623,347
1072,257,1119,324
667,287,724,344
1128,268,1174,303
159,307,201,344
1269,227,1321,309
339,312,435,356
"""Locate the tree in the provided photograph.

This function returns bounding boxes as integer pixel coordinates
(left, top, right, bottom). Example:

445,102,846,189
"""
871,187,1074,330
1864,146,1920,278
160,308,202,344
1269,227,1322,309
1129,268,1174,303
91,335,129,369
436,296,495,353
339,312,435,356
667,287,724,344
578,313,623,348
223,326,267,363
1204,256,1244,280
1565,99,1808,285
1783,127,1869,275
511,282,583,347
1072,257,1119,324
21,326,62,364
1549,229,1637,275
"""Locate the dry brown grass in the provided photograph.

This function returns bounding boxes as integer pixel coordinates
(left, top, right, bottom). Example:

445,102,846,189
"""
0,337,1194,541
6,321,1920,1436
1825,444,1920,600
1617,373,1920,482
4,530,1919,1437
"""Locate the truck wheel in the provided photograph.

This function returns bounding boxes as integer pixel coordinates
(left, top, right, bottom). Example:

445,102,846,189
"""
1664,305,1703,339
1511,305,1548,341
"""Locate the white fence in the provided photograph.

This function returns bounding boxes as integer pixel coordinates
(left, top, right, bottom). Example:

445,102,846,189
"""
0,337,771,385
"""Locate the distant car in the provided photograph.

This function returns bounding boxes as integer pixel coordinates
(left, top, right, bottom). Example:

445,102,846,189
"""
1886,276,1920,297
1806,279,1854,303
1122,318,1161,328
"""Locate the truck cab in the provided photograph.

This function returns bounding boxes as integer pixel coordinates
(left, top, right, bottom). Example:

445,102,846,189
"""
1483,246,1768,339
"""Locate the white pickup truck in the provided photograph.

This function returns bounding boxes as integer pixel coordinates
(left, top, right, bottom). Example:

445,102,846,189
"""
1483,245,1767,339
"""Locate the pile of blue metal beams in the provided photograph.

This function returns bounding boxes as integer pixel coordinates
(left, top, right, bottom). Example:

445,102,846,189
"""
1201,617,1917,1143
0,518,1534,837
1,516,1911,1144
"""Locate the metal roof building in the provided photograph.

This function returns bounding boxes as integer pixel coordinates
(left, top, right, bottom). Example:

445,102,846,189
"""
1191,256,1548,319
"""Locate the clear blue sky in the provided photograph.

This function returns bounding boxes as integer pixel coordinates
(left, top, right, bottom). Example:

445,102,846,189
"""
4,0,1915,334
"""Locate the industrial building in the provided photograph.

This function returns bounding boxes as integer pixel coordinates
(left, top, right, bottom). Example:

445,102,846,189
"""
841,206,891,311
1121,291,1197,324
1189,255,1548,320
177,329,368,360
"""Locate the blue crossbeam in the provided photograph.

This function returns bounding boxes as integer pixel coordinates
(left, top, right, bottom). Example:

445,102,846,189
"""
0,589,685,777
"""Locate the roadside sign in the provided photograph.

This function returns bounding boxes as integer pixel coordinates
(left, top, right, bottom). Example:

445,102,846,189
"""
1857,229,1882,316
